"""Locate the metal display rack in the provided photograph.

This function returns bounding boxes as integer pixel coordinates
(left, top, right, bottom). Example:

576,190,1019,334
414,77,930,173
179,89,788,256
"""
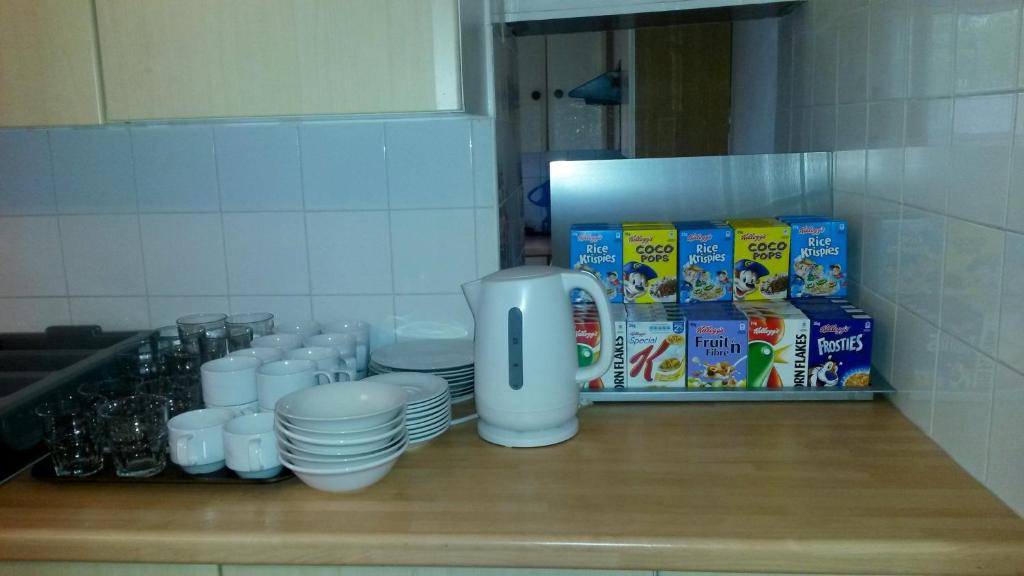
581,374,894,403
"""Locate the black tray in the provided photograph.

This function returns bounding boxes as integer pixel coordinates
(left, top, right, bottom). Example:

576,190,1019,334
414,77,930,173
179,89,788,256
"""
31,455,293,485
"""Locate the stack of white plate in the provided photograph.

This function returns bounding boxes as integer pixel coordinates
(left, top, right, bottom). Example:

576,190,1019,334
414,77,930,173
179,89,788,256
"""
369,339,474,403
364,372,451,446
274,381,408,492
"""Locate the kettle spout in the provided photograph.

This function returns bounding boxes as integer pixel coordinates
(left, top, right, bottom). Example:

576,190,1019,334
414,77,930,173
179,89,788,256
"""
461,278,483,318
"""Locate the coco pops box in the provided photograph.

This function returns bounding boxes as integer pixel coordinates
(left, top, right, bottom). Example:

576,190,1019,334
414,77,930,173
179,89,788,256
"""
622,223,678,304
674,221,734,303
569,224,623,303
778,216,848,299
728,218,791,301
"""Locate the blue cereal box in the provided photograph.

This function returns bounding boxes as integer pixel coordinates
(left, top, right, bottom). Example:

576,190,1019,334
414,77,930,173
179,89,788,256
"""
780,216,848,298
803,308,873,388
674,221,734,303
569,224,623,303
684,303,747,388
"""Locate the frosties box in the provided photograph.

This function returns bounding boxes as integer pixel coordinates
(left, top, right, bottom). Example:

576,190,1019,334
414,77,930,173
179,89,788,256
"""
574,304,627,390
674,221,734,303
779,216,848,299
738,305,810,388
684,303,747,388
791,301,874,388
569,224,623,303
622,223,678,304
728,218,791,301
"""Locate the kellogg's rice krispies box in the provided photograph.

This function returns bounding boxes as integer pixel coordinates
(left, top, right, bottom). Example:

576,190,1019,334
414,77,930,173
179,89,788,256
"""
569,224,623,303
684,303,747,388
778,216,848,299
574,303,627,390
728,218,791,301
622,223,678,303
625,304,686,388
674,221,734,303
792,300,873,388
736,302,810,388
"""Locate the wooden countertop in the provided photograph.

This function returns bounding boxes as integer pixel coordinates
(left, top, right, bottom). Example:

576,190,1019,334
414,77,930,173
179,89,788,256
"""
1,401,1022,575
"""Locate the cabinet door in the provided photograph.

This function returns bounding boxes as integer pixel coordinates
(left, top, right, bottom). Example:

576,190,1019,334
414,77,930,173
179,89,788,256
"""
0,0,103,127
95,0,462,120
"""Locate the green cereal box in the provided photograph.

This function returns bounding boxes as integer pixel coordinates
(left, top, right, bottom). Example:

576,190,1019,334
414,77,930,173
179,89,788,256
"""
727,218,791,301
622,223,678,303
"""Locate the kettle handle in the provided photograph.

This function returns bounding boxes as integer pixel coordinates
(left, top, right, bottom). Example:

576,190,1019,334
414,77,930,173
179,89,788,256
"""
560,271,615,383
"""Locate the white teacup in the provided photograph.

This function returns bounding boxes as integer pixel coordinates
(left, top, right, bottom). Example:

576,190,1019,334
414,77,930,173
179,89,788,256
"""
208,400,259,417
257,360,332,412
167,407,236,474
251,333,304,352
304,332,356,359
223,412,281,479
228,346,284,364
323,320,370,374
274,320,321,340
285,346,356,383
200,356,260,406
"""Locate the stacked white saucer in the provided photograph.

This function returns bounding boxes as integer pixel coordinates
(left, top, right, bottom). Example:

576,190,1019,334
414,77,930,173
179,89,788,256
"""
364,372,451,446
273,381,408,492
369,339,475,403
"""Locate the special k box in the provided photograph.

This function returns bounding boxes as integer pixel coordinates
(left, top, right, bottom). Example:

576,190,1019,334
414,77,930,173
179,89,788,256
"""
728,218,791,301
625,304,686,388
622,223,678,303
574,304,627,390
738,304,810,388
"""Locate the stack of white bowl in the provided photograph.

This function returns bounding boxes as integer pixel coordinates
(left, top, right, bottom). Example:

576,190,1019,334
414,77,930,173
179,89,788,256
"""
364,372,451,446
273,381,408,492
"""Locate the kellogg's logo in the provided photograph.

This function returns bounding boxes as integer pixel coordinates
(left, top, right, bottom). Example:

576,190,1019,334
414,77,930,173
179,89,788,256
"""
740,232,766,241
753,326,781,337
798,225,826,235
628,234,654,243
577,232,603,242
695,325,725,335
821,323,850,335
687,233,712,242
576,328,597,339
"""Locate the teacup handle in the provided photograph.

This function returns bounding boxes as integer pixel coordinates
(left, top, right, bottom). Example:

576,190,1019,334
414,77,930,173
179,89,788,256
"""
313,370,332,386
175,433,195,466
247,437,263,470
334,369,355,382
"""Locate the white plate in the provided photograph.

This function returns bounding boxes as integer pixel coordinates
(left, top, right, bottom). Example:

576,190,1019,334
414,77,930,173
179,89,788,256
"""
370,339,474,372
407,409,450,429
409,423,449,443
362,372,448,405
408,393,451,413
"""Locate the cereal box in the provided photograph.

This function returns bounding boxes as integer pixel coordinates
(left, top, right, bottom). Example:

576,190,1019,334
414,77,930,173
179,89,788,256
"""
792,301,874,388
779,216,848,299
684,303,747,388
739,305,810,388
622,223,678,303
569,224,623,303
674,221,734,303
625,304,686,388
574,303,627,390
728,218,791,301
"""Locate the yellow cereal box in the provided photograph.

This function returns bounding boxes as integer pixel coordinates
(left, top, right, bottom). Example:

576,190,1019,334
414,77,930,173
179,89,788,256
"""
728,218,791,301
622,223,677,303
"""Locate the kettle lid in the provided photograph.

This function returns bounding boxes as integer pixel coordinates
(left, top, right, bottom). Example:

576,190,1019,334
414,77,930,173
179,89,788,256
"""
483,265,562,282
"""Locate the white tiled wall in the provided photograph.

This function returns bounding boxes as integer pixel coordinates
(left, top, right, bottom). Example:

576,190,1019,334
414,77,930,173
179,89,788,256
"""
0,114,499,346
779,0,1024,516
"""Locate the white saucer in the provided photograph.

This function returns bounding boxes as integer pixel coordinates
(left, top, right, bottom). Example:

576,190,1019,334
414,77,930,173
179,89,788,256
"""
363,372,448,405
370,339,474,372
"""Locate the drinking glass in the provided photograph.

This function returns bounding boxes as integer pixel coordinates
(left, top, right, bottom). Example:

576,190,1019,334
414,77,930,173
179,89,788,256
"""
176,313,227,362
227,312,274,341
137,375,202,417
226,325,254,352
35,394,105,477
78,377,138,400
98,394,170,478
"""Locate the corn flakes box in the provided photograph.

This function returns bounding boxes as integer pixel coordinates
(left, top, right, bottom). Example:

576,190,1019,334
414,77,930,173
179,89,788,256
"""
625,304,686,388
684,303,747,388
622,223,678,303
569,224,623,303
739,305,810,388
778,216,848,299
674,221,734,303
574,303,627,390
728,218,791,301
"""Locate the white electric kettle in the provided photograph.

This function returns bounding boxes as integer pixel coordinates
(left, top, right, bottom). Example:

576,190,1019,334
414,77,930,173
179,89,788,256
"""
462,266,613,447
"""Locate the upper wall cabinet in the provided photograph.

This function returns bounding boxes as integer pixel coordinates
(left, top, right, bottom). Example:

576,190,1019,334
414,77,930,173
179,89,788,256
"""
95,0,462,121
0,0,104,127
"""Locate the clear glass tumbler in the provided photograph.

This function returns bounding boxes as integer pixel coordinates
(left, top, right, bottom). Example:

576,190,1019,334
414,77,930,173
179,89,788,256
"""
98,394,170,478
176,313,228,363
226,312,274,341
137,375,202,418
35,394,105,477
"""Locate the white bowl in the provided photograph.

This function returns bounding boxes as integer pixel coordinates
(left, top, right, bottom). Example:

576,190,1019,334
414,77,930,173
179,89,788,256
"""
274,418,403,449
276,410,405,438
275,381,406,431
278,437,408,493
278,430,406,461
